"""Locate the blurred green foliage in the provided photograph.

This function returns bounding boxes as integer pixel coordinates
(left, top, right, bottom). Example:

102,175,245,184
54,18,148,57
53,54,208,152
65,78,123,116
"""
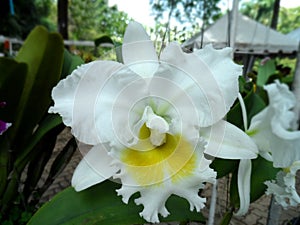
0,26,83,225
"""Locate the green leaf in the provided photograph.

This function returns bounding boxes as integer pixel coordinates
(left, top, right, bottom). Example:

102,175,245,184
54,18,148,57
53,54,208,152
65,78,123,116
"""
257,59,276,87
14,114,63,171
37,137,77,196
12,26,64,146
0,136,10,198
94,35,114,47
0,58,27,123
61,49,84,79
28,180,206,225
219,210,233,225
210,158,239,179
23,123,64,202
249,156,279,202
227,89,266,130
1,115,63,211
230,156,280,208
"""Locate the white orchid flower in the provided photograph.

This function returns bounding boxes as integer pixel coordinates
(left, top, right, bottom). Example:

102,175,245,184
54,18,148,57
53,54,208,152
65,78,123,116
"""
49,21,258,223
265,161,300,208
248,80,300,168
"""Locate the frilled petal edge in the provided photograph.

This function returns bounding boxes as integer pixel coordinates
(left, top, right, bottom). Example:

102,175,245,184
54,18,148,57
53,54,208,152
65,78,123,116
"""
49,60,125,145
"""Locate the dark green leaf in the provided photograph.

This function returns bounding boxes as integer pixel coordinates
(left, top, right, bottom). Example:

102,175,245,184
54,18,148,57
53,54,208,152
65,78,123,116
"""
219,210,233,225
210,158,239,179
230,156,280,208
0,58,27,123
94,35,114,47
0,136,10,198
28,180,206,225
23,124,64,202
37,137,77,196
249,156,279,202
14,114,62,170
227,89,266,130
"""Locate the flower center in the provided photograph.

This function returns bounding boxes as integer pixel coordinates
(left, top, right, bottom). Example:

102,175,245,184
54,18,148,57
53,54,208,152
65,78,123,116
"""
144,106,169,147
119,106,198,186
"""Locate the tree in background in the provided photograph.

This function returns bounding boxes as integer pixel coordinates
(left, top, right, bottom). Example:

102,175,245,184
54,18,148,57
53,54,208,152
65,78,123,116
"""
68,0,130,41
277,6,300,34
0,0,55,39
240,0,300,33
149,0,222,43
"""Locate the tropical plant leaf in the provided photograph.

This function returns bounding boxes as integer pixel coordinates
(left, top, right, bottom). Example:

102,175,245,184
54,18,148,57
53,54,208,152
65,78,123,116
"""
11,26,64,146
28,180,206,225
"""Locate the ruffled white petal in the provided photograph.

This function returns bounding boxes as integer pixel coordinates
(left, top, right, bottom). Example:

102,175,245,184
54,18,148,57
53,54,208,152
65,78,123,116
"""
194,45,242,113
122,21,159,77
49,61,124,145
235,159,252,216
160,43,242,127
265,161,300,208
49,63,92,127
71,144,119,191
200,120,258,159
115,143,216,223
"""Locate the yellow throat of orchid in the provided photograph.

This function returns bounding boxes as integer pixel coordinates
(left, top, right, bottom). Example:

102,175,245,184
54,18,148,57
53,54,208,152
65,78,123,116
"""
121,106,197,186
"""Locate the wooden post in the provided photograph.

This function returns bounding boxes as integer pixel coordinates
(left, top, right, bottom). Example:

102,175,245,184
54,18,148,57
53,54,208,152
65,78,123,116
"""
58,0,68,40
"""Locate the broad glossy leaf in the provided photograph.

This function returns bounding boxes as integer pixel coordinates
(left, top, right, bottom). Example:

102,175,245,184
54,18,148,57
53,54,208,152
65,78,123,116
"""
257,59,276,87
12,26,64,145
28,180,206,225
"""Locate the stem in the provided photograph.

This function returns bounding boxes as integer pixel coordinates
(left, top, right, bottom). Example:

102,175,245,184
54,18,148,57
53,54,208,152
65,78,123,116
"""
237,93,248,131
208,180,218,225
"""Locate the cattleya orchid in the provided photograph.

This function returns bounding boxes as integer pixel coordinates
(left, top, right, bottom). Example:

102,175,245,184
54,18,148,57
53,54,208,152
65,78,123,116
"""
49,22,258,223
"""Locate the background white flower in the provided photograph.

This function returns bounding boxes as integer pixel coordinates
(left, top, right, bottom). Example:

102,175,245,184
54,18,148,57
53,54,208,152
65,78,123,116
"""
265,161,300,208
248,80,300,168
